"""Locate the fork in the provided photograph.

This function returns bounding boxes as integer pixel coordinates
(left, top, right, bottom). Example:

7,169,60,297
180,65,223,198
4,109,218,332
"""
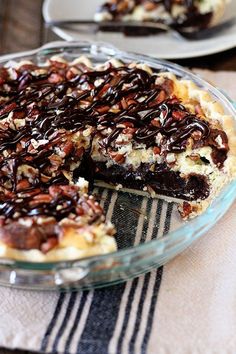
46,17,236,40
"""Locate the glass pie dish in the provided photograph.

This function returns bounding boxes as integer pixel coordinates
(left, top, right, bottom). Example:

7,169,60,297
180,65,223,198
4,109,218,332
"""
0,41,235,291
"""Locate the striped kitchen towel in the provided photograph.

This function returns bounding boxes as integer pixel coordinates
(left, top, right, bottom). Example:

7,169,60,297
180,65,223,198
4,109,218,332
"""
0,70,236,354
1,193,236,354
0,189,172,354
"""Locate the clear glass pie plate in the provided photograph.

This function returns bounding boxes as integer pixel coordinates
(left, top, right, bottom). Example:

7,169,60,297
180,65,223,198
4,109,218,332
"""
0,41,235,291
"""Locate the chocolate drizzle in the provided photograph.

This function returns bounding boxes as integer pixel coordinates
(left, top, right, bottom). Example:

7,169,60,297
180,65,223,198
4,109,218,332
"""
0,58,229,227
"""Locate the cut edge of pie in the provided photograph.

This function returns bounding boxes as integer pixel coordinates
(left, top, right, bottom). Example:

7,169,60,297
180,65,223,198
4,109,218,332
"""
91,64,236,218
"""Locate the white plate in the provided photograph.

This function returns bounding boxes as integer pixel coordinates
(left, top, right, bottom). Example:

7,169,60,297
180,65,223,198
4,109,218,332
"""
43,0,236,59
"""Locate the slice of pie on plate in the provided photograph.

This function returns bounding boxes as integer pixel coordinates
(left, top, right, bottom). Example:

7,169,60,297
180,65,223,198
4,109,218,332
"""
0,53,235,260
94,0,231,30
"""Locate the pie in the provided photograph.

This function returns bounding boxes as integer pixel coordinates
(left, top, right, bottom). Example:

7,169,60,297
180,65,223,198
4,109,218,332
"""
94,0,231,31
0,54,235,261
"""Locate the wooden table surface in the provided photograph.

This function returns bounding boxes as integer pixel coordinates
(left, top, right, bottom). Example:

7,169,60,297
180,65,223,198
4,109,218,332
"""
0,1,235,354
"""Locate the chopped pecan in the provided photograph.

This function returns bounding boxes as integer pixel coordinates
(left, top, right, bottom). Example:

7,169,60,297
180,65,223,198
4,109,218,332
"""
127,98,137,106
179,201,193,219
96,105,110,114
48,185,62,198
49,154,63,167
122,122,134,128
151,118,161,127
66,67,78,80
76,205,85,216
32,194,52,203
18,188,42,198
60,185,79,198
109,151,125,164
123,127,136,135
172,110,186,120
86,198,103,214
49,59,67,69
97,83,110,98
208,129,228,150
117,0,130,12
16,179,31,191
18,64,39,72
149,90,166,107
75,146,85,158
48,73,63,84
191,130,202,141
121,98,128,110
195,104,204,116
161,79,174,96
41,237,58,253
144,0,157,11
62,141,74,156
153,146,161,155
188,154,200,161
12,110,26,119
0,102,17,116
0,68,9,85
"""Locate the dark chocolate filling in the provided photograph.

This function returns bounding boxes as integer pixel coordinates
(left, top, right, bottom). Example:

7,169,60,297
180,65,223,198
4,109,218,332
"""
94,161,210,200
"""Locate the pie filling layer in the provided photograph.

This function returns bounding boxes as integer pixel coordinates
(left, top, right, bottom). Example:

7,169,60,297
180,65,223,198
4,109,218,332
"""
93,162,210,201
0,54,234,259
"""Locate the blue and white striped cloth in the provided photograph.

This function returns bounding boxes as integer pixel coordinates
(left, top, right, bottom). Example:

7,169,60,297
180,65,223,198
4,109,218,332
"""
0,189,173,354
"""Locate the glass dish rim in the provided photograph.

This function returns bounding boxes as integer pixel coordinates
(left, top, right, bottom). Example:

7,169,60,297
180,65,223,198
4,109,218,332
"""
0,40,236,270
